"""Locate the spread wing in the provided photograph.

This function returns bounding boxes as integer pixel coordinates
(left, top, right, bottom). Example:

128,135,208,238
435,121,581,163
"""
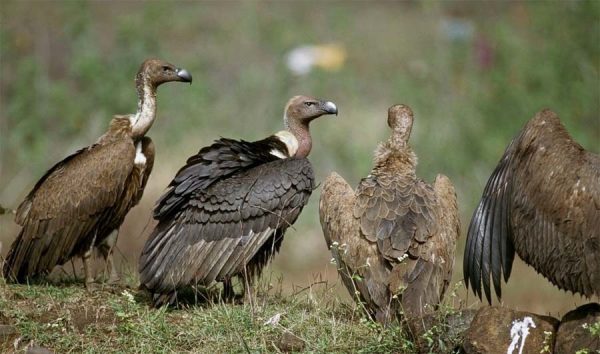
464,136,515,303
4,138,135,281
139,158,314,296
153,137,283,220
465,109,600,303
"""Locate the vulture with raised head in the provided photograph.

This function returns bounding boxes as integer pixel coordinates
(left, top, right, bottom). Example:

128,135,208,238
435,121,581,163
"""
139,95,338,306
464,109,600,303
3,59,192,287
319,104,460,324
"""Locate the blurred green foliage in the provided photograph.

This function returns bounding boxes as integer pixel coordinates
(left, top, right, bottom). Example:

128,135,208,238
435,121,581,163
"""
1,0,598,224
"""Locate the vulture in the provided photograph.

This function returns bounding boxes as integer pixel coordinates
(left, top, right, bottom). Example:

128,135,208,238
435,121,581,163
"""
319,104,460,324
139,95,338,306
464,109,600,303
3,59,192,288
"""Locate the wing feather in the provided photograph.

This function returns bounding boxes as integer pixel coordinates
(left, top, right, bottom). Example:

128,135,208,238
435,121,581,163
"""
464,140,515,303
140,158,314,300
153,137,286,220
465,109,600,302
320,172,392,321
4,138,135,281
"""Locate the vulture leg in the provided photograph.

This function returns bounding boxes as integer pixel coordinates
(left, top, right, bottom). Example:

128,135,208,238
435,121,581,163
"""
222,278,236,302
98,231,120,284
70,259,78,279
242,267,255,307
82,250,94,291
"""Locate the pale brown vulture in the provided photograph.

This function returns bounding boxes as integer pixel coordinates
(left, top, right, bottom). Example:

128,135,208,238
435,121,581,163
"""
319,104,460,324
464,109,600,303
3,59,192,287
139,95,338,307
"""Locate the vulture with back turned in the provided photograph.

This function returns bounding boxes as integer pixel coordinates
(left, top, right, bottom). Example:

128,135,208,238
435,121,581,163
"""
139,95,338,307
319,104,460,324
464,109,600,303
3,59,192,287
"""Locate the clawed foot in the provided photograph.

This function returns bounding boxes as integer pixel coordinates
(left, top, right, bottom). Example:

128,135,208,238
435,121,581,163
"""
107,273,121,285
85,279,98,292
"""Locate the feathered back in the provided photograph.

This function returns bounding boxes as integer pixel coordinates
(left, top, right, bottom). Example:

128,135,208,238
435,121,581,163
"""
154,137,286,220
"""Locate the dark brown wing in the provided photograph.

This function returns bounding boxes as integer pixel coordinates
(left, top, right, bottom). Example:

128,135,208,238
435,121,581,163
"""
464,136,515,303
153,137,286,220
3,138,135,281
465,109,600,303
319,173,392,323
139,158,314,301
354,174,439,262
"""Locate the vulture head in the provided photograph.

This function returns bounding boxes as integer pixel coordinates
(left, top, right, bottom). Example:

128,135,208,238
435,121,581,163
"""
283,95,338,158
372,104,416,166
136,59,193,89
388,104,413,144
284,95,338,123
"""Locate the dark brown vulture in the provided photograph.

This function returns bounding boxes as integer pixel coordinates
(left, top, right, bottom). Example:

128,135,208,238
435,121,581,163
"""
139,95,338,306
3,59,192,288
464,109,600,303
319,104,460,324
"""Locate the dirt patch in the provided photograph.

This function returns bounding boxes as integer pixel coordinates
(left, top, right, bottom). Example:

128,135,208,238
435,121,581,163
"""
70,306,117,333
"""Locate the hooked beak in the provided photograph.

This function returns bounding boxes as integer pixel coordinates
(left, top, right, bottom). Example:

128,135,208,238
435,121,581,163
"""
321,101,338,116
176,68,193,84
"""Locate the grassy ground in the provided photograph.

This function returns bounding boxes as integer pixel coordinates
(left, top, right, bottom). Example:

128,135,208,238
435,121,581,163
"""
0,276,437,353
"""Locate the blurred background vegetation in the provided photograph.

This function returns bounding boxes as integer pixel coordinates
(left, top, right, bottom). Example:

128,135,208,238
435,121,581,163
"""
1,1,598,316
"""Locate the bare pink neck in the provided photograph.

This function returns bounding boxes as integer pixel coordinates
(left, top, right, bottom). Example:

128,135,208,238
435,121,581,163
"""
286,119,312,158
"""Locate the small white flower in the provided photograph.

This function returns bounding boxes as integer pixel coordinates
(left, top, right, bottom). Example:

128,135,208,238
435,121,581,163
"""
263,313,282,326
121,290,135,303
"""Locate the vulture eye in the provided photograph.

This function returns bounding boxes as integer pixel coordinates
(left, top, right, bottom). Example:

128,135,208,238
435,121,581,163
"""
162,66,170,72
304,102,316,107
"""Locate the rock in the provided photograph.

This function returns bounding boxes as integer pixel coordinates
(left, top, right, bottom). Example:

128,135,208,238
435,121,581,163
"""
0,324,16,341
26,346,54,354
463,306,558,354
408,309,477,353
555,303,600,354
277,330,305,352
0,324,17,339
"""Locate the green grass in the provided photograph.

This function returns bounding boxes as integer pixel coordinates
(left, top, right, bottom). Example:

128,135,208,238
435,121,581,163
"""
0,278,425,353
